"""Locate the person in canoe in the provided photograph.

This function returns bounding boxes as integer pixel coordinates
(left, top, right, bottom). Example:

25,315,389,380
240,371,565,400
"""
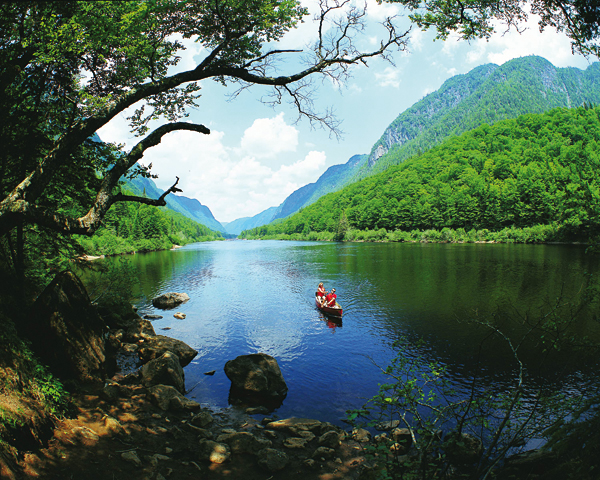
316,282,327,306
325,288,337,308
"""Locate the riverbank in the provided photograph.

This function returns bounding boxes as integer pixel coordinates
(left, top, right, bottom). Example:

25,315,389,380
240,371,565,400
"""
0,278,368,479
241,224,595,245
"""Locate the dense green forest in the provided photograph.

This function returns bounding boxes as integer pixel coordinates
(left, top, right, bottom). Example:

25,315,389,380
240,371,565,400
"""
241,106,600,242
77,191,223,257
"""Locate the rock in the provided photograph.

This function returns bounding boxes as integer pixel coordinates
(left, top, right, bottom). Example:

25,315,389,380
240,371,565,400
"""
198,440,230,464
170,394,201,412
103,416,123,434
96,295,143,330
246,406,269,415
303,458,317,469
257,448,289,472
125,318,156,341
191,411,214,428
352,428,371,443
266,418,321,434
71,426,100,446
225,353,287,406
375,420,400,431
140,352,185,393
195,428,214,440
147,385,199,411
102,383,121,401
143,314,163,320
121,450,142,466
137,335,198,367
25,271,106,385
283,437,308,449
444,432,483,465
319,430,342,448
216,431,272,454
152,292,190,310
297,430,316,441
312,446,335,459
173,312,186,319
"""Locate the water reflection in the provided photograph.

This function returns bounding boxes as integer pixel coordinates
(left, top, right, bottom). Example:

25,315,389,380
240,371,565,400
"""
79,240,600,426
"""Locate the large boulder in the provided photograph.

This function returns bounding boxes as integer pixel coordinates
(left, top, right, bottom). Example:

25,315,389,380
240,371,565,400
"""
26,271,106,385
140,351,185,393
152,292,190,310
224,353,288,405
138,335,197,367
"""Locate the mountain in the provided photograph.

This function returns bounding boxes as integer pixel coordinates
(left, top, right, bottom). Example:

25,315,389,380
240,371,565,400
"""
223,207,281,235
362,55,600,175
124,176,226,233
231,56,600,234
241,105,600,240
223,154,367,235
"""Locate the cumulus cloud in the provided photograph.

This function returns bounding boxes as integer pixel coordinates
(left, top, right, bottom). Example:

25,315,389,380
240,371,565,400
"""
375,66,401,88
116,114,327,222
239,113,299,163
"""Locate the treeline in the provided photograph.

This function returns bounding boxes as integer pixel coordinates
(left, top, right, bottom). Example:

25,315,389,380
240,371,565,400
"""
241,106,600,242
78,194,223,256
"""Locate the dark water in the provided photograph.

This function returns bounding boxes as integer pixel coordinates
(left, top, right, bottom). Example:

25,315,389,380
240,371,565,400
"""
81,240,600,426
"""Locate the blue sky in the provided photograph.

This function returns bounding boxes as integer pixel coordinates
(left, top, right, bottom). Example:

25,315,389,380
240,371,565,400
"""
98,0,595,223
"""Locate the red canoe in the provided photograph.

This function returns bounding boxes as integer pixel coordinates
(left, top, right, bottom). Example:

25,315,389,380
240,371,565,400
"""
315,296,343,318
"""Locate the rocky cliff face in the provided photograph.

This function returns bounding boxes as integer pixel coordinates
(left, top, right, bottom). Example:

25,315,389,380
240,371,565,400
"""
367,63,497,167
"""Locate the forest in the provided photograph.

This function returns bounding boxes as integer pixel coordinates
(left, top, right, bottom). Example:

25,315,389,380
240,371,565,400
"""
76,192,223,257
241,106,600,243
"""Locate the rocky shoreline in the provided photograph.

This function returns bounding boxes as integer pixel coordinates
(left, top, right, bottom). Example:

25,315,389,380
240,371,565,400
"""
3,272,372,479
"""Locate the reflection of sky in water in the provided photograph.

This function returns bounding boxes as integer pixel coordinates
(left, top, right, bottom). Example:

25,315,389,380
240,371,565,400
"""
84,240,600,426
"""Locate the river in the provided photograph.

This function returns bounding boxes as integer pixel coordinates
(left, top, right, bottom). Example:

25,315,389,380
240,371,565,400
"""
81,240,600,427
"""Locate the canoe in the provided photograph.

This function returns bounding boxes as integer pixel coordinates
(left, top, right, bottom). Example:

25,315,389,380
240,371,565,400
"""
315,296,343,318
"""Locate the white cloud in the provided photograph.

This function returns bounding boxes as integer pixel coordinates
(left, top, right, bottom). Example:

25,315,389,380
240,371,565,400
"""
482,16,588,68
447,67,458,76
375,66,401,88
239,113,299,163
125,115,328,222
365,0,401,21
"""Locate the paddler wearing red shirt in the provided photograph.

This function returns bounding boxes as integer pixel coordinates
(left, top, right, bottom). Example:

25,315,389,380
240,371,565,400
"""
325,288,337,308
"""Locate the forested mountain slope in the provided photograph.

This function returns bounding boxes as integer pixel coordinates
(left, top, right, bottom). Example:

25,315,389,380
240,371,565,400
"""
363,56,600,176
241,106,600,241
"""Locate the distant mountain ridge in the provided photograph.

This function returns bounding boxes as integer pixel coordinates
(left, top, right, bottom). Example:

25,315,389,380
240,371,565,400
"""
123,176,226,233
223,154,367,235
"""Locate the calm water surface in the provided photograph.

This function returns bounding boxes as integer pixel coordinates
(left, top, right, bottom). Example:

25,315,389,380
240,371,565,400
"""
82,240,600,426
